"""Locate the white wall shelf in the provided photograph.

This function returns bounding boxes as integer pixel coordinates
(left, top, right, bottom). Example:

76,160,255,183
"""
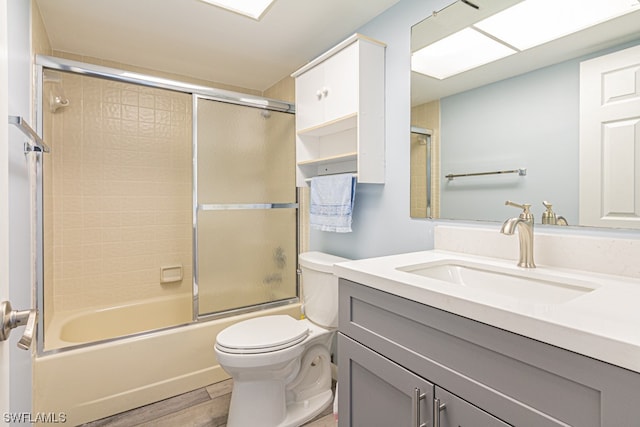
292,33,386,186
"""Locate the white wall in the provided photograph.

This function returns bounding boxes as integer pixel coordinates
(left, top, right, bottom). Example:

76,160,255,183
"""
309,0,450,260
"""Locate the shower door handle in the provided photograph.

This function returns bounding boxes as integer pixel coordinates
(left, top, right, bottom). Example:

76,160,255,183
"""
0,300,38,350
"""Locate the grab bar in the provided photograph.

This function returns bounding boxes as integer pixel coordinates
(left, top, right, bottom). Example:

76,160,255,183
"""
445,168,526,180
8,115,51,153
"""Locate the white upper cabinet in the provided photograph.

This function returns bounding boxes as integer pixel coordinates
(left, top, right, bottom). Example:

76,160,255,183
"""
295,42,358,130
292,34,386,186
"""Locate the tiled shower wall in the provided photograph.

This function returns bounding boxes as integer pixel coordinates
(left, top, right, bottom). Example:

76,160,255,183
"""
45,72,193,314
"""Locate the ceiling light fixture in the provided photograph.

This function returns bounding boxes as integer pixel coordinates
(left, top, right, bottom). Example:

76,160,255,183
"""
199,0,276,20
412,0,640,80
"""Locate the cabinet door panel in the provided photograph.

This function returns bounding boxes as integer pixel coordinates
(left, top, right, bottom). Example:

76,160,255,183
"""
295,64,325,130
323,42,358,123
436,387,510,427
338,333,433,427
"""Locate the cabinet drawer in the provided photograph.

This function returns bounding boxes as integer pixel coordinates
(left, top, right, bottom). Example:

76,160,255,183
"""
339,279,640,427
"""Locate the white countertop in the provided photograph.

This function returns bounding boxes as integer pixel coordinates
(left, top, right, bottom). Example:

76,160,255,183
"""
334,250,640,374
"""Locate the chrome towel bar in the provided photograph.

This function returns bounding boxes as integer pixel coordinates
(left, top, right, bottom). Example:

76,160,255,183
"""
8,115,50,153
446,168,526,180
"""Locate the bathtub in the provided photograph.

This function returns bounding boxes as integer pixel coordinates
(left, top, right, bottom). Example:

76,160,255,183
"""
44,294,194,350
34,297,301,425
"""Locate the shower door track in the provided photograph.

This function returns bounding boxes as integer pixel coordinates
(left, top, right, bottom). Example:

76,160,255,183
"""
35,55,295,113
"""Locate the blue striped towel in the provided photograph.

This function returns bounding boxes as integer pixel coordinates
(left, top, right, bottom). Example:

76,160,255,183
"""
310,174,356,233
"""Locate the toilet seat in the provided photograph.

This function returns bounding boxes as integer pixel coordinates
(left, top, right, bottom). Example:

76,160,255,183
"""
216,315,309,354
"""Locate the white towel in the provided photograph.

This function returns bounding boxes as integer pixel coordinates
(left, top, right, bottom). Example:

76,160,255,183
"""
310,174,356,233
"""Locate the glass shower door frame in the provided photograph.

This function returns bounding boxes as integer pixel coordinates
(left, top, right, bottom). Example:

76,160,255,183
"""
192,94,300,321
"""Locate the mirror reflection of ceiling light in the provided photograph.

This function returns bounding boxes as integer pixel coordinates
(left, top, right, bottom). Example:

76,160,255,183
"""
412,0,640,80
199,0,276,20
411,27,517,80
475,0,640,51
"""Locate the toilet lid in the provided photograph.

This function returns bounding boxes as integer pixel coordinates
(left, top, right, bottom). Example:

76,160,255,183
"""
216,315,309,354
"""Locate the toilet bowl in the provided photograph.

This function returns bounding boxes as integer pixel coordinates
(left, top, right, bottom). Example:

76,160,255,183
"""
214,251,349,427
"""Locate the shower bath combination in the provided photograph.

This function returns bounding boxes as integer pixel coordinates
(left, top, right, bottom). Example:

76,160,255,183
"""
32,56,299,425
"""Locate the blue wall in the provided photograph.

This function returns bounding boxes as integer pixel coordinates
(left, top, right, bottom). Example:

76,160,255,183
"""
441,59,579,223
309,0,450,260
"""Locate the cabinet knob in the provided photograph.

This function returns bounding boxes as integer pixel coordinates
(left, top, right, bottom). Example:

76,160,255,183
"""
316,90,323,100
322,87,329,97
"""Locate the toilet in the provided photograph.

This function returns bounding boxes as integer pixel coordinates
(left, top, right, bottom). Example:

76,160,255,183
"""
214,251,349,427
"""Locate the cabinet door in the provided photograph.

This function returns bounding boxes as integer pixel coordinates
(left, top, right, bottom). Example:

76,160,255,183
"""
323,42,358,124
338,333,433,427
435,387,510,427
295,63,325,131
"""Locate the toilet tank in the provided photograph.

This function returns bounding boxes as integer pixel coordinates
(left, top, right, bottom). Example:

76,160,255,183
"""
299,251,350,328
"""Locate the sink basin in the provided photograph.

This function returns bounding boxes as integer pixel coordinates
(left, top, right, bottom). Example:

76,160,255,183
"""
397,261,598,304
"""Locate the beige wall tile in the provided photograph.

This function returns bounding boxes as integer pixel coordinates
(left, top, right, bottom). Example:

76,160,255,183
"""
44,72,194,313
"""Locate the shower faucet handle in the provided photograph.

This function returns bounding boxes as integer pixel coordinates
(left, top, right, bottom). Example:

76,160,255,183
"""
0,301,38,350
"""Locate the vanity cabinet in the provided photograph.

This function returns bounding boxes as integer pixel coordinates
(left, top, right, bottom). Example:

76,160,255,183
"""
340,334,508,427
291,34,385,186
338,278,640,426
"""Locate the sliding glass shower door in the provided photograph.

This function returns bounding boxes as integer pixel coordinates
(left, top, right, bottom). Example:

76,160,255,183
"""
195,96,297,316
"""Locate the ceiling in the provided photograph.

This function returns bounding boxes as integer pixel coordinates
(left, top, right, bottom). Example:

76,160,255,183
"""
35,0,401,93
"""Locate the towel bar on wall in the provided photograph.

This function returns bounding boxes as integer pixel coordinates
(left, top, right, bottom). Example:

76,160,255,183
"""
8,115,51,153
445,168,526,180
304,173,358,184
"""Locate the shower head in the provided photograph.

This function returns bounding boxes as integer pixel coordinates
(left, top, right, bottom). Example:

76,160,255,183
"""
44,70,70,113
49,93,70,113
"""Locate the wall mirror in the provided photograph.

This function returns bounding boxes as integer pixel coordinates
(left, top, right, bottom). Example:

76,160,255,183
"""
410,0,640,230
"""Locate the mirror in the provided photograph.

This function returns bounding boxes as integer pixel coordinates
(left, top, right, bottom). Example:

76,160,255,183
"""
410,0,640,228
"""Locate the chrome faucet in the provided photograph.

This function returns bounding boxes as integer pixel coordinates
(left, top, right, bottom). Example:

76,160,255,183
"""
500,201,536,268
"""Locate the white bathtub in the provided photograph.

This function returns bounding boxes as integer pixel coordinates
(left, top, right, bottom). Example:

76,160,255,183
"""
34,297,301,425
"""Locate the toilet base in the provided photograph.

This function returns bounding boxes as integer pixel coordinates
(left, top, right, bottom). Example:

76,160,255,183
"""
226,381,332,427
279,389,333,427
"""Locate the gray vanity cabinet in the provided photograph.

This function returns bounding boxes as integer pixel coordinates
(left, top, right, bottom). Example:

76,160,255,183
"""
339,333,509,426
338,278,640,426
339,333,434,426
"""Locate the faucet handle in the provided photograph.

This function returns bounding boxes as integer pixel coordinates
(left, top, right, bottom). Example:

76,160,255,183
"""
505,200,533,220
542,201,556,224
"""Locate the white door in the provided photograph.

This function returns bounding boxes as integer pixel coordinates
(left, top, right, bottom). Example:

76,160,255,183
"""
579,43,640,228
2,0,35,422
1,2,10,419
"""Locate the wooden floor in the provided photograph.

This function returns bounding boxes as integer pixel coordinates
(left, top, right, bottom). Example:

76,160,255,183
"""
81,379,336,427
